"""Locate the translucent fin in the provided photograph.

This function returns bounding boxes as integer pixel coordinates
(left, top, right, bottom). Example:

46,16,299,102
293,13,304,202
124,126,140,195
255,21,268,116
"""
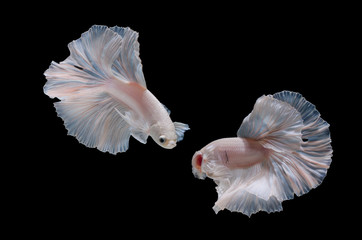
44,25,123,99
130,129,148,144
272,91,333,168
205,159,283,217
54,92,131,154
237,95,304,152
214,191,282,217
114,109,150,144
44,25,132,154
272,91,333,193
110,26,147,88
174,122,190,141
234,91,332,206
213,147,330,216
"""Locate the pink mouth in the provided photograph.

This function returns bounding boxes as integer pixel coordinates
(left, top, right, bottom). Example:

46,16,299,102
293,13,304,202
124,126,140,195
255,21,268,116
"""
196,154,202,168
192,152,203,172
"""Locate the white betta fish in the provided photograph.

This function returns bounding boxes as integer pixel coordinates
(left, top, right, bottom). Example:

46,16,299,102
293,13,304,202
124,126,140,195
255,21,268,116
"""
44,25,189,154
192,91,332,216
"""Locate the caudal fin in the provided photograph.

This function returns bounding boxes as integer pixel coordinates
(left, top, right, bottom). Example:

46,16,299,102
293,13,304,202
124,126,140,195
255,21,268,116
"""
214,91,332,216
44,25,123,99
110,26,147,88
44,25,142,154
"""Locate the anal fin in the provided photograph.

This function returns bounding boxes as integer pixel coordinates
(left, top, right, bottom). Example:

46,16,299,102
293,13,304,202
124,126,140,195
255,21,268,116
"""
54,92,131,154
214,180,283,217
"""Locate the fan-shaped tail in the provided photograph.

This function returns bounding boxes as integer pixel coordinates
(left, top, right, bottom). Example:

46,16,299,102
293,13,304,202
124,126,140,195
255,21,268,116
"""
43,25,141,154
215,91,332,215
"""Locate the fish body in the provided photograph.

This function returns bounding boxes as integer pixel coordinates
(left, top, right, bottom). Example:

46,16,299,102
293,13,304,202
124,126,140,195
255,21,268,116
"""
193,138,267,173
44,25,189,154
105,79,177,148
192,91,332,216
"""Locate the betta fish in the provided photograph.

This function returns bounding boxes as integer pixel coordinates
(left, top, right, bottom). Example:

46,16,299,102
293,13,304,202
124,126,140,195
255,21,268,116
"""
191,91,332,216
44,25,189,154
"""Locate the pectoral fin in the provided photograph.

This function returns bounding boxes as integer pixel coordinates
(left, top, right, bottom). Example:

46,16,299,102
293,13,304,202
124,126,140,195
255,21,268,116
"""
174,122,190,141
115,109,149,144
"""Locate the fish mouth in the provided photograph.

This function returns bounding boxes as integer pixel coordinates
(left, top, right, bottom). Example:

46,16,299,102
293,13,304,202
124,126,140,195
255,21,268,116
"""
165,140,176,149
192,151,206,179
192,152,203,169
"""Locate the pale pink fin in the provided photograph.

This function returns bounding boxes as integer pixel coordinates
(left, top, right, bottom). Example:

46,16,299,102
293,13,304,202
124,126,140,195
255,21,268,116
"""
114,109,150,144
227,91,332,215
213,148,330,216
237,94,304,152
207,160,284,216
44,25,123,99
44,25,133,154
110,26,147,88
54,92,131,154
174,122,190,141
272,91,332,169
214,190,282,217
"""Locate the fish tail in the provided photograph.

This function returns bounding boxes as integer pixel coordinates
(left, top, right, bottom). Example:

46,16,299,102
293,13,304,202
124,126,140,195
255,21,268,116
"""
271,91,332,191
44,25,122,98
44,25,132,154
215,91,332,215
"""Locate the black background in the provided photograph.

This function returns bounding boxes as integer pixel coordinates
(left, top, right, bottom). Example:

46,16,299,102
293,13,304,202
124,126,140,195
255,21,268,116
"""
14,3,355,238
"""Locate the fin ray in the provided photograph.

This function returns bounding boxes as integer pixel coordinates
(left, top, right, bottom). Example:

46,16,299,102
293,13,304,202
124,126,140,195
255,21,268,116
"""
110,26,147,88
235,91,332,206
130,129,148,144
214,191,282,217
44,25,134,154
212,163,284,217
44,25,123,99
237,95,304,152
174,122,190,141
114,109,150,144
273,91,332,168
54,93,131,154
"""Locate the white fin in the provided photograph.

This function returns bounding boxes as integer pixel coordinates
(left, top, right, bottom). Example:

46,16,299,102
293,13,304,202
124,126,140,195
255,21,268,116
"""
203,158,283,216
44,25,123,99
214,190,282,217
272,91,332,165
237,94,304,152
110,26,147,88
130,129,148,144
234,91,332,208
114,109,149,144
174,122,190,141
54,92,131,154
213,148,330,216
44,25,132,154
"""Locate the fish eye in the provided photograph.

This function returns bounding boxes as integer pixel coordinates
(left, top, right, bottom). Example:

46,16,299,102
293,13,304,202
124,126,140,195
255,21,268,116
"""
159,136,166,144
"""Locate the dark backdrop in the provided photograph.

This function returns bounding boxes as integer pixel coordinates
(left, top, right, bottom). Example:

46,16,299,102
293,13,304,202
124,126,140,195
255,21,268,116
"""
19,4,352,238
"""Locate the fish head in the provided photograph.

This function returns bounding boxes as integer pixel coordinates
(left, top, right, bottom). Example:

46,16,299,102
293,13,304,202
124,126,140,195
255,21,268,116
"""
191,143,230,180
157,134,177,149
149,124,177,149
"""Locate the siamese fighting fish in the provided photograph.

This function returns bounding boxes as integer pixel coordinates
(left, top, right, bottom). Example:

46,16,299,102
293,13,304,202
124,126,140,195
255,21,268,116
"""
192,91,332,216
44,25,189,154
